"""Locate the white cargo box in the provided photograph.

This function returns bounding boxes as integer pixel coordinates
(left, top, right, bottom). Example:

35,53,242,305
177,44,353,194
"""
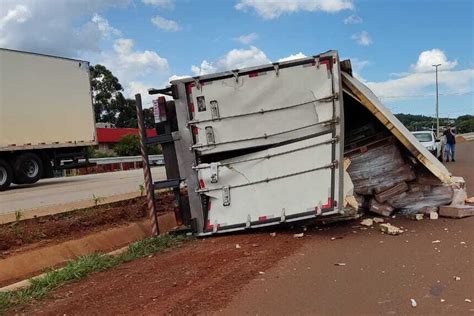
0,48,96,151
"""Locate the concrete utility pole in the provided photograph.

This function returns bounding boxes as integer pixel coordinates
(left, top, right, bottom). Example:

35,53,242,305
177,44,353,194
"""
432,63,441,136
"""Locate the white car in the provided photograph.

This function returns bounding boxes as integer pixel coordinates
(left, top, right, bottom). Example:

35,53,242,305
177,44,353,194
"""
412,131,441,158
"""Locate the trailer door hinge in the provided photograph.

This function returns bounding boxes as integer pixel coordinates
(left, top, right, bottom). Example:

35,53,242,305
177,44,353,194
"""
205,126,215,144
222,186,231,206
210,162,219,183
210,100,220,120
232,69,239,83
272,62,280,76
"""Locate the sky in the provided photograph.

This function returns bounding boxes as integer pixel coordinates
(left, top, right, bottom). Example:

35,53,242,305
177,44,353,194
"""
1,0,473,116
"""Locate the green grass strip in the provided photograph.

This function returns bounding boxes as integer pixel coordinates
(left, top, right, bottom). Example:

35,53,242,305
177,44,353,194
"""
0,234,188,313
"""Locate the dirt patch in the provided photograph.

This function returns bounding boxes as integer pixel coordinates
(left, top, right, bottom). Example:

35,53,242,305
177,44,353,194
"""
0,191,178,256
16,229,307,315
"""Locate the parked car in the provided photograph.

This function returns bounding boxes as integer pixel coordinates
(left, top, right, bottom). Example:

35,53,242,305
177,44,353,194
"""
412,131,441,158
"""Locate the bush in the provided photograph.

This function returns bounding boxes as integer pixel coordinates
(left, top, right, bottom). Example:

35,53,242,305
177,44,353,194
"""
114,135,162,156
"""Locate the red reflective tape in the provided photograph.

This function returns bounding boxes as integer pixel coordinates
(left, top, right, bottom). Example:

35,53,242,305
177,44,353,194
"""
199,179,205,189
189,102,195,112
186,83,194,94
322,197,334,209
320,59,332,70
248,72,259,78
192,126,199,135
206,219,213,230
258,216,267,221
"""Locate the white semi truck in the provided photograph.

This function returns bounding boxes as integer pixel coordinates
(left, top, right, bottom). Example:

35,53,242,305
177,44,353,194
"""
163,50,455,235
0,48,97,190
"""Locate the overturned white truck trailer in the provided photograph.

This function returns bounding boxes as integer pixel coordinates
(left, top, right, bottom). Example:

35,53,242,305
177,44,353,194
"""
168,50,454,235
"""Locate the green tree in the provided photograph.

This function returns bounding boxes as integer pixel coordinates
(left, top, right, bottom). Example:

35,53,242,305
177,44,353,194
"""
456,115,474,133
115,99,156,129
114,135,162,156
90,64,125,124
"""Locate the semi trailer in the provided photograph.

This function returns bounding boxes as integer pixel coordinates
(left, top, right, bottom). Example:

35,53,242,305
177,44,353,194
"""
151,50,458,235
0,48,96,190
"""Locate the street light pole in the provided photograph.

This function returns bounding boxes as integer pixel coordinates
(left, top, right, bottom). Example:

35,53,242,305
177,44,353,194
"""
433,63,441,136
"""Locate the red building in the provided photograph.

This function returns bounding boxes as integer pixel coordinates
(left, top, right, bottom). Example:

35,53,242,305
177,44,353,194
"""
96,128,157,154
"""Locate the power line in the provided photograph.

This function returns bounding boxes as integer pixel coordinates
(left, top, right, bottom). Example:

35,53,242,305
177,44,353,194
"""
379,91,473,100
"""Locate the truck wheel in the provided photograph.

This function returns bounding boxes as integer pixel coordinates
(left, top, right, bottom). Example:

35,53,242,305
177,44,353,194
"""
0,159,13,191
13,153,43,184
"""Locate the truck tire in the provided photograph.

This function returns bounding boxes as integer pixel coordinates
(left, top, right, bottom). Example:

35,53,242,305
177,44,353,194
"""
0,159,13,191
12,153,43,184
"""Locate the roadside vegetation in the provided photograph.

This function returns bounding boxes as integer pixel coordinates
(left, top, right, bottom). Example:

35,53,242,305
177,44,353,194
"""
0,234,188,313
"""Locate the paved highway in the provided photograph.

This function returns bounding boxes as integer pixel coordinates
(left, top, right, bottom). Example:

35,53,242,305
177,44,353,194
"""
0,167,166,216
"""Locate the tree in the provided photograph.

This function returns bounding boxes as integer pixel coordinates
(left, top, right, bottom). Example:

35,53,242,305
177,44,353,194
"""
115,99,156,129
90,64,126,124
114,134,162,156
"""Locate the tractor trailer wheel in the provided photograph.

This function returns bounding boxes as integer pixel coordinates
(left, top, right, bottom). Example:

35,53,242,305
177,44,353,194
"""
13,153,43,185
0,159,13,191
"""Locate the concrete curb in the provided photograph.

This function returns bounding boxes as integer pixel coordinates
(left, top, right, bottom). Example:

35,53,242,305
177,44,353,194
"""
0,212,177,293
0,221,149,287
0,245,130,293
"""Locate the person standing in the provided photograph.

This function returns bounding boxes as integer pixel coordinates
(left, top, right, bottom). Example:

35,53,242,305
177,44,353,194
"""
443,127,456,162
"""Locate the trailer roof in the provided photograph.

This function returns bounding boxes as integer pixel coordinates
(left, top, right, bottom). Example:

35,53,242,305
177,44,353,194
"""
170,50,338,85
0,47,89,64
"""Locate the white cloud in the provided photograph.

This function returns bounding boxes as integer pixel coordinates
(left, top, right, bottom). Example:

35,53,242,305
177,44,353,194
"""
411,49,458,73
351,31,372,46
104,38,169,79
364,50,473,100
235,0,354,19
169,74,192,81
91,14,121,37
278,52,307,62
191,46,271,75
151,15,180,32
99,38,169,103
0,4,31,30
348,58,370,80
0,0,130,56
343,14,362,24
235,32,258,44
142,0,174,8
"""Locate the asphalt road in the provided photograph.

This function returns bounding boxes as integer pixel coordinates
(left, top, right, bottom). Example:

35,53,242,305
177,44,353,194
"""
0,167,166,215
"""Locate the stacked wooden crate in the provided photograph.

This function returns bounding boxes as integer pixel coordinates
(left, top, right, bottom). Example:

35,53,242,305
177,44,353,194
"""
346,137,453,216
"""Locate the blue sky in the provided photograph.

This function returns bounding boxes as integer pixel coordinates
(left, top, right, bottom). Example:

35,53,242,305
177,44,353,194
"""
1,0,473,116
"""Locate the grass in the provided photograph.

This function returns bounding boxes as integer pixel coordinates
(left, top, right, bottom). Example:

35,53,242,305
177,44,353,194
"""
0,234,188,313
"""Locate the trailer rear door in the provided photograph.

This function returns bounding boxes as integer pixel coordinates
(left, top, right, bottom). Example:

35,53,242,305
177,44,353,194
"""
173,51,345,234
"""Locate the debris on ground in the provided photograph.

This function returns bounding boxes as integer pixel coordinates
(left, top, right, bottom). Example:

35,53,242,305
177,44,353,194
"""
429,211,439,220
334,262,346,266
439,205,474,218
432,240,441,244
465,299,472,303
235,244,241,249
454,276,461,281
373,217,384,223
410,298,417,308
380,223,404,235
465,196,474,205
360,218,374,227
269,232,276,237
293,233,304,238
406,213,423,221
